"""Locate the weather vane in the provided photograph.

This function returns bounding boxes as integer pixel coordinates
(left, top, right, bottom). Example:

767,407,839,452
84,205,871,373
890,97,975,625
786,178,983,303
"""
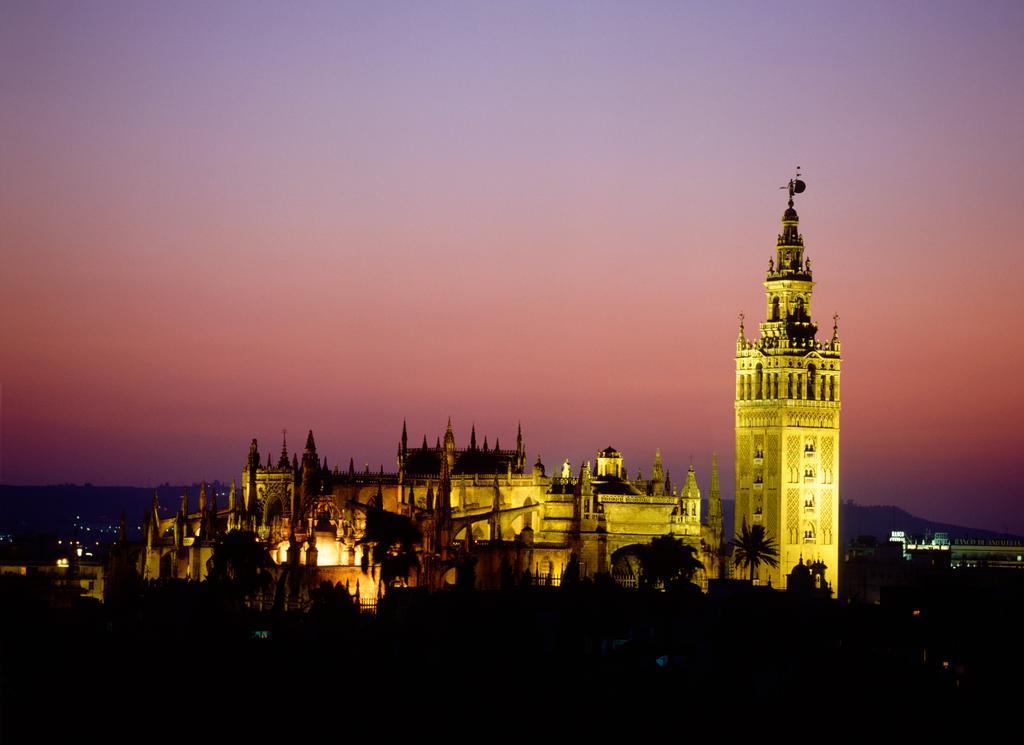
781,165,806,200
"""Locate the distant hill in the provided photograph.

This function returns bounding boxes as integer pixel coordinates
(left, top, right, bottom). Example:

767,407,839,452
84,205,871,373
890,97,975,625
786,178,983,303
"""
712,499,1020,545
0,483,229,539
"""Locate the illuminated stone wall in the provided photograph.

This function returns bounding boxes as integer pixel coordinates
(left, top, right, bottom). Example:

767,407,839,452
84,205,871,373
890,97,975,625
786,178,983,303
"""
734,189,842,590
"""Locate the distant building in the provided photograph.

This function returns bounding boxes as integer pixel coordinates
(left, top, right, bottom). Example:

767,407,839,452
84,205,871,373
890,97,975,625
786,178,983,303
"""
0,540,105,606
842,531,1024,603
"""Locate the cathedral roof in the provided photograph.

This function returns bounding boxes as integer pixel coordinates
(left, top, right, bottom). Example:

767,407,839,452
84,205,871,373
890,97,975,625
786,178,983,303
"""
403,446,519,477
591,476,645,497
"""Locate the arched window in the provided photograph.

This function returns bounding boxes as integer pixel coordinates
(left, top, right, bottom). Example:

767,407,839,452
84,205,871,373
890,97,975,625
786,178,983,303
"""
794,297,804,321
807,364,817,400
771,297,780,321
755,363,763,399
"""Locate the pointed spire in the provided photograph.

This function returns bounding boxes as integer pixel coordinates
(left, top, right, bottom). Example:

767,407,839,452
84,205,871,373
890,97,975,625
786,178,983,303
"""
401,418,408,450
681,464,701,503
278,429,289,468
421,434,428,449
516,421,524,452
773,169,808,276
470,423,477,450
494,437,500,451
710,453,721,502
348,457,355,476
482,436,488,452
305,429,316,452
444,419,455,451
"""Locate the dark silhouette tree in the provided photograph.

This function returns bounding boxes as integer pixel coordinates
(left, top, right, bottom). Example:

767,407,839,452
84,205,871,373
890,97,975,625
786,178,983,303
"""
637,535,704,590
731,520,780,584
561,552,581,590
208,530,272,597
357,506,422,587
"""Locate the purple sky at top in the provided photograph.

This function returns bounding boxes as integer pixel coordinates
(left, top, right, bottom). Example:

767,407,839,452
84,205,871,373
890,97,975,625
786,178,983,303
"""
1,2,1022,532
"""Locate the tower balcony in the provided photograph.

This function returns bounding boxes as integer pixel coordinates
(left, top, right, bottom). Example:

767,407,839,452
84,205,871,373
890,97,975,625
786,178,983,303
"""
753,481,763,491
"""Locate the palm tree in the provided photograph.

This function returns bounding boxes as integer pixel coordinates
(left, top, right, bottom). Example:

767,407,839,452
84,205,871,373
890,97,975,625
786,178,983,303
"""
731,520,780,584
638,535,705,590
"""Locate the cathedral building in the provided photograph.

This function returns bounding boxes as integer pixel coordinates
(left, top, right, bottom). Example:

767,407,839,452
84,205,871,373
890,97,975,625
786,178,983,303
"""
137,423,726,597
134,174,841,598
734,176,842,590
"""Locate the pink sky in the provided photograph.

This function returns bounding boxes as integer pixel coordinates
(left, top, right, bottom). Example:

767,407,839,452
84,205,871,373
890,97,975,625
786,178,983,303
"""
2,2,1023,532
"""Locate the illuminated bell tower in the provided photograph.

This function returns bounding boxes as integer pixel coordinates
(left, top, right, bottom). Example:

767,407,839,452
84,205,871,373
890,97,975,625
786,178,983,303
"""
734,173,842,590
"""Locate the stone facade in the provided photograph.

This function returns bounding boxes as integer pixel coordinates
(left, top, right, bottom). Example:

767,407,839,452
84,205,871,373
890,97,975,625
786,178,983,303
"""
138,423,726,596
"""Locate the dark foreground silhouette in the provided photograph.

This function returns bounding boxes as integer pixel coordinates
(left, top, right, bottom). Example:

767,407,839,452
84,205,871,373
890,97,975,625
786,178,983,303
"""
2,571,1019,734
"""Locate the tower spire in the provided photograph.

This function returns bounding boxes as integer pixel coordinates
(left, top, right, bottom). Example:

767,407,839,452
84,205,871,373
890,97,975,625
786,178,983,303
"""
734,172,841,590
278,428,290,468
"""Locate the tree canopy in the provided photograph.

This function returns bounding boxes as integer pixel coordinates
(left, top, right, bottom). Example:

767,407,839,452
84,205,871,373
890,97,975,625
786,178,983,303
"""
637,535,704,590
731,520,780,584
358,506,422,587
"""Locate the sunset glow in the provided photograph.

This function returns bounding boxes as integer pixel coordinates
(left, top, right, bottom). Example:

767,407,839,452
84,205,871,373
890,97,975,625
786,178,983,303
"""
1,2,1022,533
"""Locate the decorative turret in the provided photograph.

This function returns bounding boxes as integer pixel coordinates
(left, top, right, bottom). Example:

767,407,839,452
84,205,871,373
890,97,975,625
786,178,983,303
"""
247,439,261,472
578,460,593,497
650,449,665,496
301,430,319,502
469,423,477,450
771,173,809,279
676,464,701,527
